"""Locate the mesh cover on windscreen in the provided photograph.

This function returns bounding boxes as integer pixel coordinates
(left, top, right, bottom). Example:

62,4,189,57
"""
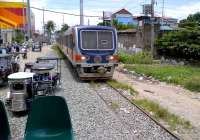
81,31,97,49
98,31,113,50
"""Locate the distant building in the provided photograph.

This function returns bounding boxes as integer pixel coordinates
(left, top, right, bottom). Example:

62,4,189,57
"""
137,15,178,49
159,17,178,31
102,9,138,26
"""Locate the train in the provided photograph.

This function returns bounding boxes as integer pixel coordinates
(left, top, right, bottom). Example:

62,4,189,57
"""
56,26,119,80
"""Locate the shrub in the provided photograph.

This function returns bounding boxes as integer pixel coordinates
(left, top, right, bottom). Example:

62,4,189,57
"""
119,52,153,64
184,77,200,92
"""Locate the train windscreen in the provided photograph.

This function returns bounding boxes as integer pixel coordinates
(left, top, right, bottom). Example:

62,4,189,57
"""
81,31,98,50
81,30,114,50
98,31,113,50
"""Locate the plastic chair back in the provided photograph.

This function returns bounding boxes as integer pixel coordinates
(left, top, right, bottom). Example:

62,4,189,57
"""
0,100,11,140
24,96,74,140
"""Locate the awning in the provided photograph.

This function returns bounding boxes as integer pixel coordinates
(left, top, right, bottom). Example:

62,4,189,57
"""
0,1,27,29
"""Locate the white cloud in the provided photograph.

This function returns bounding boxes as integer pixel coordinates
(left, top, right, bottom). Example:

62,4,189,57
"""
164,2,200,20
31,0,200,31
32,8,102,31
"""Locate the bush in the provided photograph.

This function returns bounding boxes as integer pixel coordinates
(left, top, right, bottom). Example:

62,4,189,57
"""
184,77,200,92
13,29,24,44
156,12,200,60
119,52,153,64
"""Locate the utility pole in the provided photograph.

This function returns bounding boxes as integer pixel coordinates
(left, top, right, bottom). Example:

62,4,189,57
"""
22,0,25,41
80,0,84,25
62,15,65,25
26,0,31,39
103,11,105,26
161,0,165,25
0,27,2,46
43,7,45,43
150,0,155,55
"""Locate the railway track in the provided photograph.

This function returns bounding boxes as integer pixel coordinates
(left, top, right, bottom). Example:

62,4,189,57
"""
92,82,181,140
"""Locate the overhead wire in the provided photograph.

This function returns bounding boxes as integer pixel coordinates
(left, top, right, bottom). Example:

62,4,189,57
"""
31,6,102,18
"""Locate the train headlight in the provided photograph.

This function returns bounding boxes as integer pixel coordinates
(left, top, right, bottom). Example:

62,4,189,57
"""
81,56,86,61
109,56,114,60
75,55,87,62
108,55,119,62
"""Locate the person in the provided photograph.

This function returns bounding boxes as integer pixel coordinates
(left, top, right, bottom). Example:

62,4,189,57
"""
15,44,20,52
7,42,12,53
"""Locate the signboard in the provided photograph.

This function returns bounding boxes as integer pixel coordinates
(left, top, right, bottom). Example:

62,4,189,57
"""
143,4,152,15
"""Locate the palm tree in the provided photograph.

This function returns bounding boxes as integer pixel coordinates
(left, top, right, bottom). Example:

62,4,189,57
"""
45,20,55,41
61,24,69,33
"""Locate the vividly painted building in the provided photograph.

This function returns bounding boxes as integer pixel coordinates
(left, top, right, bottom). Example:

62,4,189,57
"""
111,8,138,26
0,1,35,43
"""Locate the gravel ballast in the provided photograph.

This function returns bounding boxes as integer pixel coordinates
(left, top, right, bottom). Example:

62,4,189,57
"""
0,46,179,140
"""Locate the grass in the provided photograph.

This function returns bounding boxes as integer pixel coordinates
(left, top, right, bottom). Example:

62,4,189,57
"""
119,52,153,64
51,44,66,58
134,99,192,130
111,102,119,110
124,64,200,92
107,80,138,95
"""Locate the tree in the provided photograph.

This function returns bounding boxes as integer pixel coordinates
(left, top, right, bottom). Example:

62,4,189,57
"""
97,21,111,26
156,12,200,60
61,24,69,33
13,29,24,44
179,12,200,28
45,20,56,40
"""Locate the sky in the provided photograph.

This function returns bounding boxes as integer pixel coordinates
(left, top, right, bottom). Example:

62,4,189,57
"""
2,0,200,31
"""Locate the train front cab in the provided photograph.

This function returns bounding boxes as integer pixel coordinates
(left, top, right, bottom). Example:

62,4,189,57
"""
74,26,119,80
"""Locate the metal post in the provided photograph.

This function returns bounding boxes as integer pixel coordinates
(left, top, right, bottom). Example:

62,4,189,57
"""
80,0,84,25
151,0,155,55
0,28,2,46
22,0,25,41
63,15,64,24
43,8,45,43
103,11,105,26
26,0,31,39
161,0,165,25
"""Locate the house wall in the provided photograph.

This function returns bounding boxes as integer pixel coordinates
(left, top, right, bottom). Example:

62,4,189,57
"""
118,32,143,54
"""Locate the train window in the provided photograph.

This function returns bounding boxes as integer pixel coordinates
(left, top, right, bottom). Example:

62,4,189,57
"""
70,35,75,47
81,31,97,50
98,31,113,50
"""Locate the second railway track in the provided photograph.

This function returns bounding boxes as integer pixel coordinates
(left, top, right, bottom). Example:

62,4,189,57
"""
92,82,181,140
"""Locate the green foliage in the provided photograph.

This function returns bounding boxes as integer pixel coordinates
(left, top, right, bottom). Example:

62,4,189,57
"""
52,44,66,58
157,12,200,60
97,21,111,26
13,29,24,44
61,24,69,33
134,99,191,130
184,77,200,92
107,80,137,95
112,20,136,30
124,64,200,92
119,52,153,64
45,20,56,40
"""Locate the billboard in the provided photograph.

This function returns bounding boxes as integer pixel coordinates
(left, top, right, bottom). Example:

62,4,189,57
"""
0,1,27,29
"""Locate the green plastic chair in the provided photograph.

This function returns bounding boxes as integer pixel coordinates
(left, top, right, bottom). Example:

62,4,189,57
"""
24,96,74,140
0,100,11,140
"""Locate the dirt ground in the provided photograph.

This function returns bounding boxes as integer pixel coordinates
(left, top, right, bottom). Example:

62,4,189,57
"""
113,67,200,139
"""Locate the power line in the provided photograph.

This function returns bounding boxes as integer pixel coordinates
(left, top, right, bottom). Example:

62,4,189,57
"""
31,6,102,18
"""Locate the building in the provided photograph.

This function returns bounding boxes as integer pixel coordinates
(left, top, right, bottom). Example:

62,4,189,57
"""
118,29,143,54
0,1,35,43
137,15,178,49
102,9,139,26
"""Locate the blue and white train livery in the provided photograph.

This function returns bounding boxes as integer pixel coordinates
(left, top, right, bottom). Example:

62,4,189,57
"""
56,26,119,80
